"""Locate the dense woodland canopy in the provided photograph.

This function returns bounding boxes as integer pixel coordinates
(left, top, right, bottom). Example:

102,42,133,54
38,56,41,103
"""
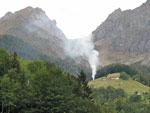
0,48,100,113
1,48,150,113
93,86,150,113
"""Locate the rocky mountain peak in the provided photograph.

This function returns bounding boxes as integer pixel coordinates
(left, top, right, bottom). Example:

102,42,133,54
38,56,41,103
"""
15,6,47,21
114,8,122,13
20,6,33,13
92,0,150,66
4,12,13,17
107,8,122,21
0,12,13,21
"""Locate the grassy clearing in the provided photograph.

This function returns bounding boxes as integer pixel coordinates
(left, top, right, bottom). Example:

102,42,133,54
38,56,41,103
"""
89,73,149,93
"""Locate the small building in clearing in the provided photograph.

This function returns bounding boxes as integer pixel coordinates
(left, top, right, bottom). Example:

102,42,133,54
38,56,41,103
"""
109,77,119,80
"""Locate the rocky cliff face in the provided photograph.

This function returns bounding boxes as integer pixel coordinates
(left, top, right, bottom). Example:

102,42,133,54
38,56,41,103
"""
92,0,150,66
0,6,66,59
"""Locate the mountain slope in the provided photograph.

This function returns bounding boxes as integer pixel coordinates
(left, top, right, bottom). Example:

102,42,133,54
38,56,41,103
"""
92,0,150,66
0,6,66,59
0,7,91,78
0,34,91,77
0,34,54,60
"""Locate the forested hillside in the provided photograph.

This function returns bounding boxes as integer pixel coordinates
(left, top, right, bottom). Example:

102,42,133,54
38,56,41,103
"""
0,35,54,60
92,86,150,113
0,48,99,113
1,47,150,113
89,64,150,113
0,35,92,80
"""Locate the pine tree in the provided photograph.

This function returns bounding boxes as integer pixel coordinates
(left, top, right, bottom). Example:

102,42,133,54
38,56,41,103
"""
76,70,93,99
11,52,20,73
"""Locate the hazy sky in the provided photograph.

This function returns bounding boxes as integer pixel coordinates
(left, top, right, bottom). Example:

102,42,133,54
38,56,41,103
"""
0,0,147,39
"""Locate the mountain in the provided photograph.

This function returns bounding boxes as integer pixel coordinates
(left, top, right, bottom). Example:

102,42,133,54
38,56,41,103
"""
0,6,66,59
92,0,150,66
0,7,91,78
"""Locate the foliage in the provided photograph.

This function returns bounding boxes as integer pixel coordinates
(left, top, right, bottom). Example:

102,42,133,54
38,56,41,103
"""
120,72,130,80
129,94,141,102
96,63,150,86
0,48,11,76
95,63,137,79
75,70,93,99
95,86,126,103
93,86,150,113
0,48,100,113
0,34,91,79
131,64,150,86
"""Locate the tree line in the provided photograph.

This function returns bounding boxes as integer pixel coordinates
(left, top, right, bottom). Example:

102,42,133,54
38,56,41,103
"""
0,48,100,113
96,63,150,86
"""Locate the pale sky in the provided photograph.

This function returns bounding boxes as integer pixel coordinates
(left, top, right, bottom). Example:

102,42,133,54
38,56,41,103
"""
0,0,147,39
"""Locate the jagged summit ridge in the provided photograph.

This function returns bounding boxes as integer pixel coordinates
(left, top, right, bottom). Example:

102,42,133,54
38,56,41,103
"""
15,6,46,19
0,6,67,60
0,6,66,40
92,0,150,66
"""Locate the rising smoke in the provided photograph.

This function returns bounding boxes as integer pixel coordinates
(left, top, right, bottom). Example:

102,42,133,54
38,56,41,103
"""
64,35,99,80
23,9,100,80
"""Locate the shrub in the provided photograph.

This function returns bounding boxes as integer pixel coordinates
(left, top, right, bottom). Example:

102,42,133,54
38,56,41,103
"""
120,72,130,80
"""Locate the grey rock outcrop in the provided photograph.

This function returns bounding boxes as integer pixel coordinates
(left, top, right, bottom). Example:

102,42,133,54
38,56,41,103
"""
92,0,150,66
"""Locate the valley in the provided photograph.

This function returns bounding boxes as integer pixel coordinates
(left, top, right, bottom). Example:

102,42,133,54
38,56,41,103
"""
1,0,150,113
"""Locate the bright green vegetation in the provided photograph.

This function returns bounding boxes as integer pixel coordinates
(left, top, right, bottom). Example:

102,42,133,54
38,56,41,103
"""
92,86,150,113
1,48,150,113
95,63,150,86
89,73,149,93
0,48,100,113
89,71,150,113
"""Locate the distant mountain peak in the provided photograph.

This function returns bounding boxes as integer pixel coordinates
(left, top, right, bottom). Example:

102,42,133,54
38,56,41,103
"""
1,12,13,20
93,0,150,66
20,6,34,12
115,8,122,12
16,6,44,14
15,6,47,21
5,12,13,16
106,8,122,21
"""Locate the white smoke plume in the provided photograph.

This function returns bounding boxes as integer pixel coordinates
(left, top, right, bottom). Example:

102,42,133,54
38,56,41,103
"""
64,35,99,80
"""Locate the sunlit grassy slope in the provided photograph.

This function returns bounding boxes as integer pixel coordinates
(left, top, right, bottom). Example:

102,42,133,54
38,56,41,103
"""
88,73,149,93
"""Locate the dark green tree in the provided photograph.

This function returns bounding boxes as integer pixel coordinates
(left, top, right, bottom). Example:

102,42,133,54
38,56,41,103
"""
129,94,141,102
76,70,93,99
11,52,20,73
120,72,130,80
0,48,11,76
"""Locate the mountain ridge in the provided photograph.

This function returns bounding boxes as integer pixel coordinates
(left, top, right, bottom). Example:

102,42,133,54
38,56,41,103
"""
0,7,92,79
92,0,150,66
0,6,66,59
